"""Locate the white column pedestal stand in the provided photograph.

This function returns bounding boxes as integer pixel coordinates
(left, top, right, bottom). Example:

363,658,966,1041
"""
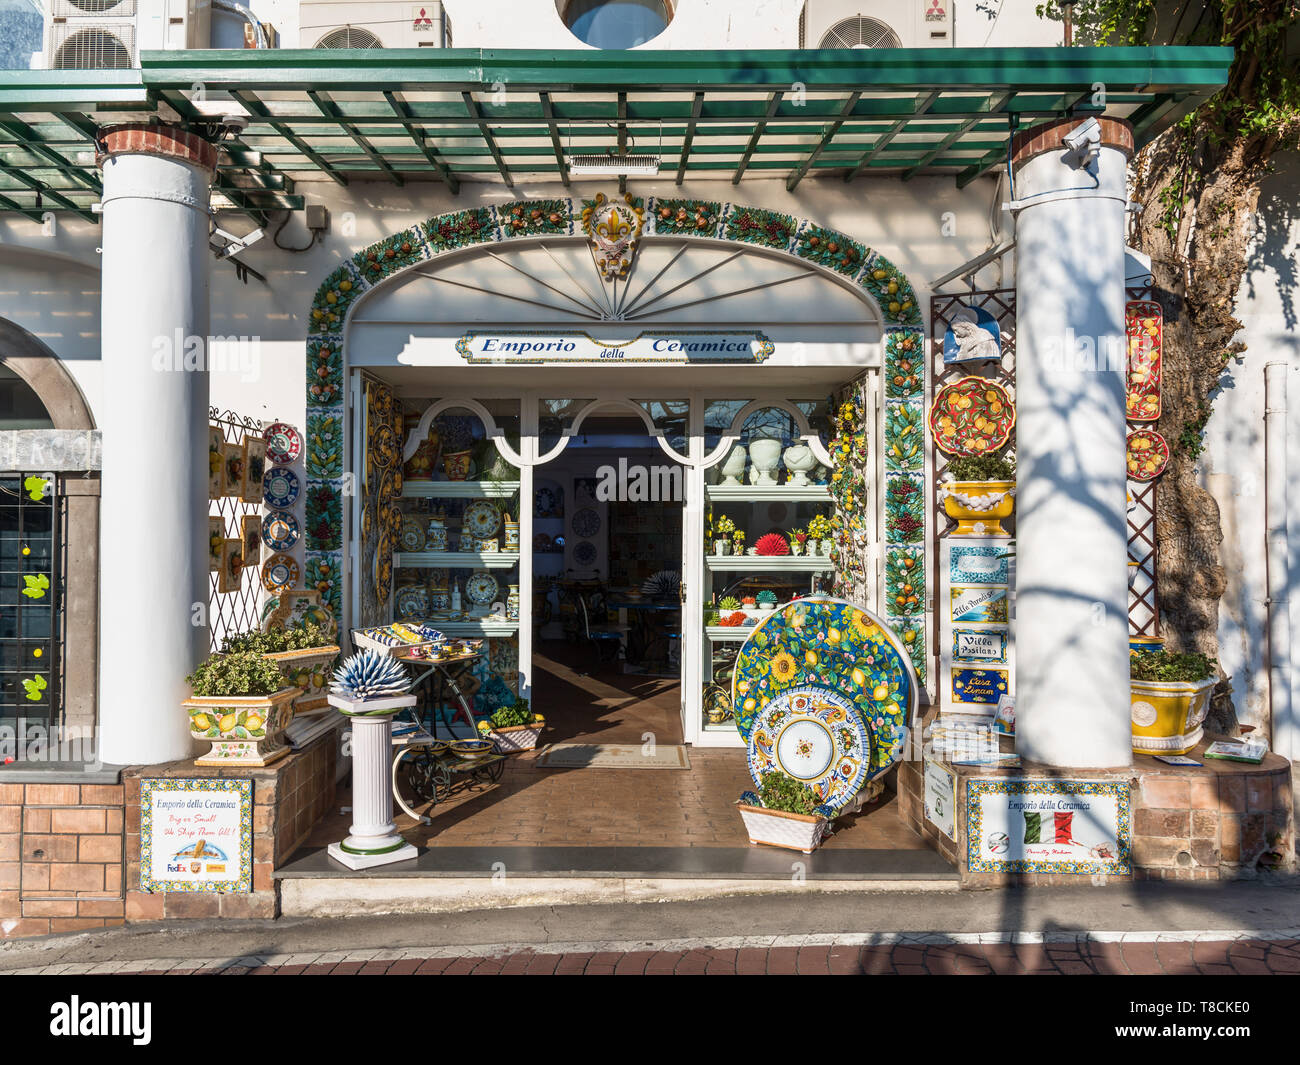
328,693,419,870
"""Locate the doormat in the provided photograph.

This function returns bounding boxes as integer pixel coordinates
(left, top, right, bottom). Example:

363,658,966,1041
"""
536,743,691,770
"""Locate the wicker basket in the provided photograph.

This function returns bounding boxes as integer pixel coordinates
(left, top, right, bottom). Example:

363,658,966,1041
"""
490,722,544,753
736,802,829,854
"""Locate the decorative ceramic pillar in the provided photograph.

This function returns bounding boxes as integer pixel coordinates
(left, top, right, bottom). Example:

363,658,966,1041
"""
328,694,419,869
1011,118,1135,768
97,125,215,766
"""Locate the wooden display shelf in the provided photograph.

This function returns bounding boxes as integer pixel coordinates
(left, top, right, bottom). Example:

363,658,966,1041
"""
395,551,520,569
401,480,520,498
705,484,831,502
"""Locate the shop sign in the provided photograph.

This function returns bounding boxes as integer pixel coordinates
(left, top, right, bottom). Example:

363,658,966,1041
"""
139,778,252,893
455,330,774,365
966,779,1131,874
947,544,1010,584
924,759,956,839
949,585,1007,623
951,667,1008,705
953,628,1007,662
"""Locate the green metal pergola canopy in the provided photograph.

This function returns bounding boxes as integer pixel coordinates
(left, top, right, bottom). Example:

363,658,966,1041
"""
0,46,1231,224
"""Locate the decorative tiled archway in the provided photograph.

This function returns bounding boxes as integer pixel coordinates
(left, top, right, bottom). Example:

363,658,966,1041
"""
301,197,928,682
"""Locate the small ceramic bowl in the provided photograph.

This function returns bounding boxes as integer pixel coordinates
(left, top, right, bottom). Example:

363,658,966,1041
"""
451,739,494,760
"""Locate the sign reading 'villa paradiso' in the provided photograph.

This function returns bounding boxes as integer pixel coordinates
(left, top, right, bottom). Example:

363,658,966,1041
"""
455,330,775,365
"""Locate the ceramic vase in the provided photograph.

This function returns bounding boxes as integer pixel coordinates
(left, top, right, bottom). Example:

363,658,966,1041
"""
185,686,301,767
443,450,473,481
940,479,1015,537
790,543,804,556
783,444,815,485
506,583,520,620
714,540,731,556
503,520,520,552
749,438,781,485
720,445,747,486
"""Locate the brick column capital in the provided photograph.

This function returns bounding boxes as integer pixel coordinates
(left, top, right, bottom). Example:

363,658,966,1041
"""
96,123,218,174
1010,117,1134,168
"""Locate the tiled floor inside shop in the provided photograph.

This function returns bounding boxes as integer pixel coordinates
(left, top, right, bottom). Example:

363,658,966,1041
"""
297,641,934,855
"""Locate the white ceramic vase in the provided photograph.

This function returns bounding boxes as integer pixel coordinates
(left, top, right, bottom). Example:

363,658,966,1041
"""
720,445,747,485
783,444,815,486
749,438,781,485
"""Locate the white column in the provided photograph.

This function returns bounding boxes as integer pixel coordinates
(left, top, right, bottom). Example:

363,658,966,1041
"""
1011,119,1134,768
328,698,419,869
97,127,213,766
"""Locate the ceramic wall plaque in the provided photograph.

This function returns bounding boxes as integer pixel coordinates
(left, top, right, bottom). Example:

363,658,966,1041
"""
928,376,1015,457
1125,300,1162,422
207,427,224,500
949,585,1008,624
241,438,268,503
140,778,253,893
208,516,224,573
217,538,244,594
1126,428,1169,481
923,758,956,839
240,515,262,568
966,779,1131,875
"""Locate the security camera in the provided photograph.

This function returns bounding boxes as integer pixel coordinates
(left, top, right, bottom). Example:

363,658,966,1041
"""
1062,117,1101,166
210,224,265,260
220,114,249,134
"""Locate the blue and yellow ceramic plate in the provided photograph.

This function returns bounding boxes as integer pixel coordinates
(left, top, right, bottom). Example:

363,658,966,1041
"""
262,511,300,552
746,684,872,812
732,596,915,778
263,468,300,509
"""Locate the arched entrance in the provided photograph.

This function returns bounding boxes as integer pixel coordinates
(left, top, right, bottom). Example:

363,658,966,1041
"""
0,318,99,734
301,197,930,744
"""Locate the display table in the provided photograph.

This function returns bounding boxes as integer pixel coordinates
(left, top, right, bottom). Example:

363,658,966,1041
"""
388,717,506,825
607,598,680,670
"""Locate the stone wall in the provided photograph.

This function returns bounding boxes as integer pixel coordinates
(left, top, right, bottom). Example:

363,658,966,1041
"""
123,731,336,921
898,740,1295,886
0,778,125,938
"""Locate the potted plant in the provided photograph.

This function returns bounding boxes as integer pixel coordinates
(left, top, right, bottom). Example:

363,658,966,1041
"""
756,590,779,611
731,528,746,555
477,697,546,752
714,515,735,556
788,528,808,556
1131,650,1218,756
736,772,832,853
938,452,1016,536
807,514,833,555
184,652,302,767
222,623,340,715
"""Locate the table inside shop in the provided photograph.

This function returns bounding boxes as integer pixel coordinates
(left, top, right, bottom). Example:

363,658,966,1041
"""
396,647,483,739
606,598,681,671
388,716,507,825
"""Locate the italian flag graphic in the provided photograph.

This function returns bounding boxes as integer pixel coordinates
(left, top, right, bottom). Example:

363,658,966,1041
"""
1023,811,1076,846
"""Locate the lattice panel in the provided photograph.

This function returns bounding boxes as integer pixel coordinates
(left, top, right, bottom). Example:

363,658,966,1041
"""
208,409,266,652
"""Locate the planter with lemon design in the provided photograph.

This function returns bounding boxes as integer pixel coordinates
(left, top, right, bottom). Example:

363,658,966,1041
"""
1130,651,1217,756
185,687,302,767
940,480,1017,536
265,645,341,716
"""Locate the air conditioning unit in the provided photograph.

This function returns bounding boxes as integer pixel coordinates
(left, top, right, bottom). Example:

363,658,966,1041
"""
301,1,451,49
802,0,952,49
43,0,211,69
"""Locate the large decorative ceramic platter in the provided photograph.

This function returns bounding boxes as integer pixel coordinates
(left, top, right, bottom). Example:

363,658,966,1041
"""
262,511,300,552
399,516,425,553
535,486,559,518
573,540,598,566
572,507,601,538
746,685,873,813
1125,300,1163,422
462,499,502,540
395,585,429,619
533,532,552,552
264,422,302,465
1126,428,1169,481
261,553,299,593
464,571,499,607
928,377,1016,457
732,596,915,780
263,468,300,509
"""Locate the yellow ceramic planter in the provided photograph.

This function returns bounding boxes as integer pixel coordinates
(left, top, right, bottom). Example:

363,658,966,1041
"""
941,479,1015,536
1130,677,1215,756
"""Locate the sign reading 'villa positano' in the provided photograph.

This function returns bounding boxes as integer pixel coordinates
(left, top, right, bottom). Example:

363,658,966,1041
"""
455,331,774,365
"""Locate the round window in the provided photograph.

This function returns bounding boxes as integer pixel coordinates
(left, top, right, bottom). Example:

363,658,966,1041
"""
562,0,671,49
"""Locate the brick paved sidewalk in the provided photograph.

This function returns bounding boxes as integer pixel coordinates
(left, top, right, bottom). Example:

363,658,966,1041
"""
8,932,1300,975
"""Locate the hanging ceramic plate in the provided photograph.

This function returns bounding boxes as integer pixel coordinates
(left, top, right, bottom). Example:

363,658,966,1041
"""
395,585,429,619
463,499,502,540
400,516,425,553
263,468,300,509
371,423,398,471
1125,300,1163,422
535,486,557,518
533,532,552,552
464,571,499,606
928,377,1016,457
1126,428,1169,481
573,540,597,567
264,422,302,465
375,530,394,598
732,596,915,780
746,684,873,813
572,507,601,538
262,511,300,552
262,553,299,593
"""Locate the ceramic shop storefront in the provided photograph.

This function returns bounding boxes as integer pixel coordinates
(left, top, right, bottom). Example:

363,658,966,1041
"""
317,197,925,750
